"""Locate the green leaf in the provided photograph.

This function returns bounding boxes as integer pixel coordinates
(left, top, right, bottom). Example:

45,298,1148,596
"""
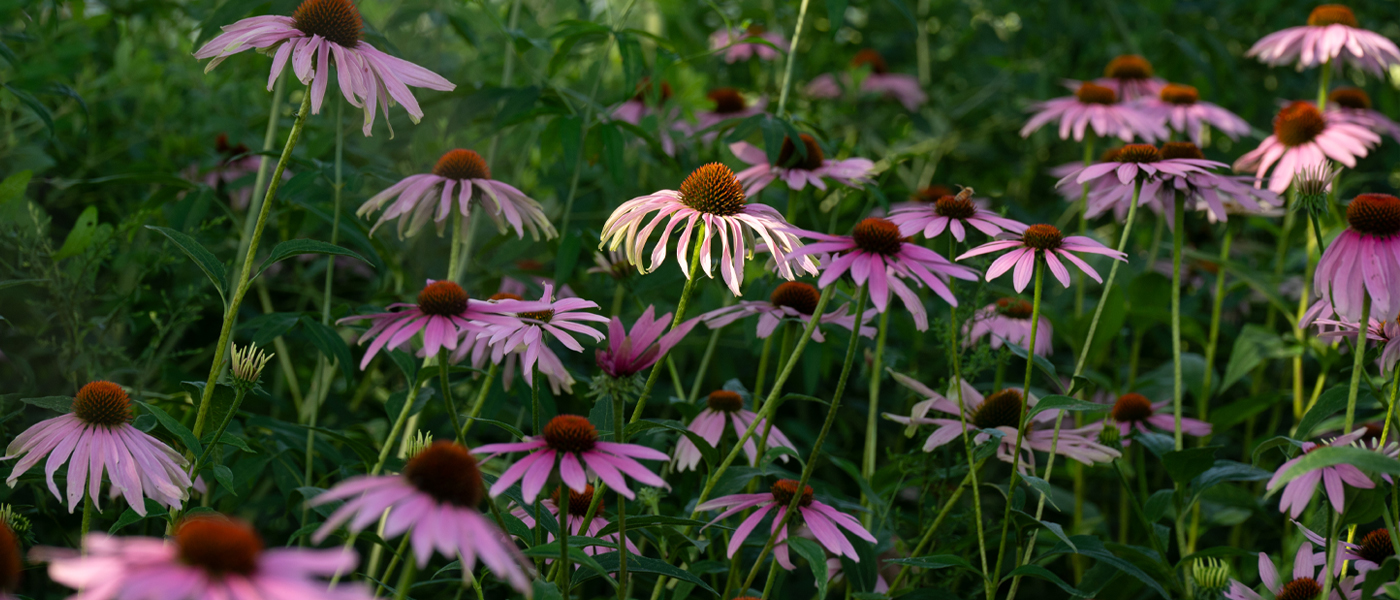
253,239,368,281
886,554,977,572
5,84,54,137
1003,564,1085,596
1021,474,1061,511
385,385,434,423
1006,340,1062,393
0,170,32,204
208,464,236,495
1162,446,1221,485
300,316,354,382
146,226,228,307
107,500,167,534
0,279,45,291
587,552,717,596
1270,446,1400,490
788,537,829,600
464,417,525,440
180,382,238,439
596,515,725,537
1036,535,1168,598
1295,384,1355,440
826,0,848,38
555,231,583,286
21,396,71,413
522,544,617,588
1143,489,1173,523
1220,325,1297,394
135,401,202,457
52,206,99,260
77,173,198,189
1026,395,1110,420
600,124,625,183
587,397,615,441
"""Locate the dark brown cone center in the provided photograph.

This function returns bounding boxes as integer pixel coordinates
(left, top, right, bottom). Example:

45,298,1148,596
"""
996,298,1034,319
1159,84,1199,105
1115,144,1162,163
1021,224,1064,251
432,149,491,180
543,415,598,454
852,217,905,256
1159,142,1204,161
1331,87,1372,110
1309,4,1358,27
1278,578,1323,600
176,517,263,577
771,479,814,507
708,88,747,114
934,195,978,219
1111,393,1154,423
707,390,746,413
1104,55,1153,79
777,134,826,170
417,281,469,316
0,524,19,592
291,0,363,48
972,390,1023,429
1275,102,1327,147
850,49,888,74
73,381,132,427
769,282,821,315
679,163,747,217
1347,193,1400,237
403,442,486,508
1075,82,1117,105
1359,529,1396,564
551,484,596,517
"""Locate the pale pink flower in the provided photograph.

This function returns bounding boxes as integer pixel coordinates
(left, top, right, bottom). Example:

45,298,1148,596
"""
1019,81,1165,142
508,484,639,560
35,516,369,600
1298,521,1396,581
337,280,518,370
181,134,290,210
1313,312,1400,374
596,306,700,378
1069,142,1278,224
730,137,875,196
1327,87,1400,142
1313,194,1400,322
478,284,608,389
193,0,455,136
888,189,1027,241
678,88,767,141
1090,55,1167,101
1107,392,1212,439
1267,429,1392,518
1139,83,1251,144
600,163,816,296
958,224,1126,292
696,479,876,570
699,281,875,342
356,148,555,240
802,50,927,110
3,382,190,516
451,290,576,395
475,415,668,503
309,442,532,592
611,80,679,155
1224,542,1355,600
964,298,1053,357
1233,101,1380,193
1247,5,1400,75
673,390,796,472
710,26,785,62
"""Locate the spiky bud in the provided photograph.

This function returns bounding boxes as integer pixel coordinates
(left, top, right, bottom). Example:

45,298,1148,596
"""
0,506,29,536
1098,416,1122,447
230,343,273,391
1292,163,1340,221
1192,557,1231,596
406,430,434,460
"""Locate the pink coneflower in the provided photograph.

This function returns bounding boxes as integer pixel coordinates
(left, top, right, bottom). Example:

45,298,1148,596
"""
710,25,785,63
37,516,369,600
596,306,700,378
1092,55,1167,102
1267,428,1386,518
697,479,876,569
964,298,1053,356
1313,194,1400,322
730,136,875,196
803,50,928,111
356,149,555,240
612,80,678,155
1224,543,1345,600
1327,87,1400,142
1299,523,1395,580
1019,82,1165,142
888,188,1027,242
1247,4,1400,75
1109,393,1212,439
475,415,669,503
587,249,634,281
451,292,574,395
479,284,608,388
673,390,796,472
3,381,190,516
182,134,292,210
1068,142,1224,187
309,442,531,592
1073,143,1279,224
1233,101,1380,193
1312,313,1400,374
699,281,875,343
885,375,1119,471
337,280,516,370
509,484,639,559
687,88,767,135
958,223,1126,292
787,218,978,327
193,0,455,136
1140,83,1251,145
600,163,816,296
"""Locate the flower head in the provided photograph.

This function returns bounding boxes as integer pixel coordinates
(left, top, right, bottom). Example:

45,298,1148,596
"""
600,163,817,296
1224,542,1348,600
1139,83,1252,144
1107,392,1212,439
673,390,797,471
193,0,455,136
596,306,700,378
710,25,785,63
729,137,876,196
964,298,1054,356
1093,55,1167,101
475,415,669,503
958,224,1127,292
1266,428,1393,517
337,280,518,370
1312,311,1400,374
3,381,191,516
1313,194,1400,322
698,281,877,342
1233,101,1380,193
802,50,928,110
36,515,369,600
1326,86,1400,142
479,284,608,388
696,478,876,570
888,187,1028,242
508,484,640,563
1072,142,1279,225
1247,4,1400,75
681,88,768,138
1019,82,1165,142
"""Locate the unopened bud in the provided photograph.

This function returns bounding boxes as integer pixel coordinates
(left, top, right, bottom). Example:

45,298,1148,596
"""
230,343,273,390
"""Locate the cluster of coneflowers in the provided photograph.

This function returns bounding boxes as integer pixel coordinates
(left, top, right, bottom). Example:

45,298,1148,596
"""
12,1,1400,600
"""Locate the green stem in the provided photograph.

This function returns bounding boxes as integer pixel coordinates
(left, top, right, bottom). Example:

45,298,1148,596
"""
1318,58,1333,110
192,88,314,443
556,483,573,595
1172,192,1186,450
688,325,725,403
889,459,987,591
460,362,499,439
373,374,423,476
1075,135,1095,316
614,389,630,600
375,535,414,597
992,260,1044,590
1201,224,1233,416
80,494,93,540
861,309,890,526
192,387,249,476
532,365,542,436
438,349,463,444
943,237,991,597
753,333,775,401
1346,292,1372,432
626,237,705,432
774,0,812,117
394,554,418,600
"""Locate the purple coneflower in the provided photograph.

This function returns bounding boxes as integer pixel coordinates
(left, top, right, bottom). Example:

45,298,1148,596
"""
1073,143,1279,224
730,136,875,196
1247,4,1400,75
451,292,574,395
479,284,608,388
958,223,1126,292
1312,313,1400,374
1233,101,1379,193
697,479,876,570
1267,428,1391,518
673,390,796,472
710,25,785,63
1314,194,1400,322
587,249,634,281
600,163,816,296
1109,393,1212,439
612,80,678,155
356,148,555,240
1224,542,1346,600
683,88,767,138
181,134,291,211
309,442,532,592
596,306,700,378
475,415,668,503
787,217,978,329
509,484,640,559
3,381,190,516
888,188,1027,242
803,50,928,111
1140,83,1251,145
885,375,1120,471
1019,81,1165,142
699,281,875,343
1091,55,1167,102
964,298,1053,357
1327,87,1400,142
337,280,516,370
1299,523,1395,580
193,0,454,136
37,516,368,600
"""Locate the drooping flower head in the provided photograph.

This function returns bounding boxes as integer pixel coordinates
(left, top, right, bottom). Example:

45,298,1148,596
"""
476,415,669,503
803,49,928,110
1312,312,1400,374
193,0,455,136
1072,143,1279,225
1313,194,1400,322
3,381,190,516
309,442,532,592
958,223,1126,292
673,390,797,472
1326,87,1400,142
1019,82,1165,142
696,478,876,570
787,217,980,330
1109,392,1212,440
596,306,700,378
509,484,640,561
1267,428,1392,518
600,163,816,296
1233,101,1380,193
337,280,517,370
964,298,1054,356
36,515,369,600
730,136,876,196
709,25,786,63
698,281,876,342
477,284,608,389
1092,55,1167,101
356,148,556,241
1247,4,1400,75
1139,83,1251,145
888,187,1027,242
